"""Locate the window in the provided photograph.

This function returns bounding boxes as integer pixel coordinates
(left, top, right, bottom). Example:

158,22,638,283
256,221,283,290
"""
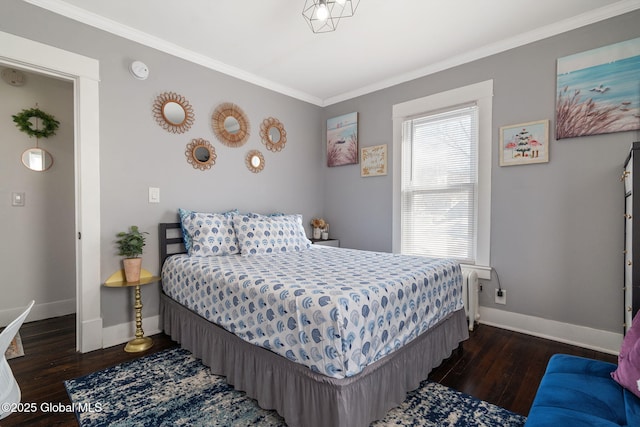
392,81,492,275
401,104,478,262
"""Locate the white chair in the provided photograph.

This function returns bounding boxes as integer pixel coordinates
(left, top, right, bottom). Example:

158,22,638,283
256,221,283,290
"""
0,300,34,420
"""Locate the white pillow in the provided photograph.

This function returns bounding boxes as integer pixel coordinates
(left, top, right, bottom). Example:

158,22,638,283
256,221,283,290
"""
182,212,239,256
233,213,311,256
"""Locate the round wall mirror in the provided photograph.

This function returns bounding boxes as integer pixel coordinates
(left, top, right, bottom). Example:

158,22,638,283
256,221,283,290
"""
194,146,210,162
260,117,287,152
245,150,265,173
224,116,241,134
22,147,53,171
185,138,216,171
212,102,250,147
269,127,281,143
163,101,186,125
153,92,195,134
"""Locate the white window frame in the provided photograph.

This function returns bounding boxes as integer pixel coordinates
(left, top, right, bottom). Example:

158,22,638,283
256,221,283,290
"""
392,80,493,279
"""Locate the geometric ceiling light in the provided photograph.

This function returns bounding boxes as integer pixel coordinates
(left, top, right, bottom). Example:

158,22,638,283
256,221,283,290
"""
302,0,360,33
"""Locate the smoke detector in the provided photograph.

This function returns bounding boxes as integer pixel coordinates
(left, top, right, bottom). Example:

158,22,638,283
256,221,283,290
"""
1,68,26,86
129,61,149,80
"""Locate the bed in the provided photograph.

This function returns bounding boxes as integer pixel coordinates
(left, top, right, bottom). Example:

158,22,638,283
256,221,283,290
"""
159,213,469,427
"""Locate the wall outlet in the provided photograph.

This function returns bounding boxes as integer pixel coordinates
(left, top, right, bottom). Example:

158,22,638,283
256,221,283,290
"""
495,289,506,305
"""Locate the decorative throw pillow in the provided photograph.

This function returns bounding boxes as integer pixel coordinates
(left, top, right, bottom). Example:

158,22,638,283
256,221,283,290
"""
178,208,237,253
181,212,239,256
233,213,311,256
611,311,640,398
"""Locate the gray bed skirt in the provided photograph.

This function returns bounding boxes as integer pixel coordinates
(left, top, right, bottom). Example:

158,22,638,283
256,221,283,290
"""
160,293,469,427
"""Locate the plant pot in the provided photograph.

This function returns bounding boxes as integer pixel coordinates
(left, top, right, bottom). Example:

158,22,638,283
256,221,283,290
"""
123,258,142,282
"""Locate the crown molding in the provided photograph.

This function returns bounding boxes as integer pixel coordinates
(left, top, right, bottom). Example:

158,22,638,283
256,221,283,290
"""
22,0,324,106
324,0,640,105
24,0,640,107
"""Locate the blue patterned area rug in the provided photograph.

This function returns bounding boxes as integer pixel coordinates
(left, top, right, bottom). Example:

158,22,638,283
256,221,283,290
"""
65,347,526,427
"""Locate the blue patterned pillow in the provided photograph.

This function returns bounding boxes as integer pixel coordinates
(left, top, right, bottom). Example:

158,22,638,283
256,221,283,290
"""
182,212,239,256
179,208,237,253
233,213,311,256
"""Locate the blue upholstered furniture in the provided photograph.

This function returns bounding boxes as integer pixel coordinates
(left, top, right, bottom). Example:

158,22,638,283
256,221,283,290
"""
525,354,640,427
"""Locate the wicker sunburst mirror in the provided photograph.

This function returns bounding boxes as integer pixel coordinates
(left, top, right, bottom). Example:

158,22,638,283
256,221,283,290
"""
245,150,265,173
260,117,287,152
152,92,195,134
212,102,250,147
185,138,216,171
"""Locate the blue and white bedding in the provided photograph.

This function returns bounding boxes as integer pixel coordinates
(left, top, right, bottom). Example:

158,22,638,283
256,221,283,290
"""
162,246,464,379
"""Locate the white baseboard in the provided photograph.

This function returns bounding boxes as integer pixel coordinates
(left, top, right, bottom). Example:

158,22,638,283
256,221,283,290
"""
0,299,76,327
101,315,161,349
478,306,623,355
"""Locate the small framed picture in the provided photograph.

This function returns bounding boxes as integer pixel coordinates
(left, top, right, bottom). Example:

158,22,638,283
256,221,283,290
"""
361,144,387,177
499,120,549,166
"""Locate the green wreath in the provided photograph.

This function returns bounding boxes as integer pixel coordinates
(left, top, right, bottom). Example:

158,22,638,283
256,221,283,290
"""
12,107,60,139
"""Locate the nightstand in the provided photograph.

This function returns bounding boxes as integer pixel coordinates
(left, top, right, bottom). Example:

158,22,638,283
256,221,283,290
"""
311,238,340,247
103,273,159,352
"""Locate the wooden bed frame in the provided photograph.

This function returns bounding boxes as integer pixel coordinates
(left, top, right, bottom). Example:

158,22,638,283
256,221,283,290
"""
158,222,469,427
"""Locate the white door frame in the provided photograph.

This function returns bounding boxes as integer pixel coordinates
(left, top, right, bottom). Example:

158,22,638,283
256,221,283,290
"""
0,31,102,352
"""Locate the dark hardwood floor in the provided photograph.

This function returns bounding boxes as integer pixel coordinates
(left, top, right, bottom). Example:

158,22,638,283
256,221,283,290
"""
2,315,617,426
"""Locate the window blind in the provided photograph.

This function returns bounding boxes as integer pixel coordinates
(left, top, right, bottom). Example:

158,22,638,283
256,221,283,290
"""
401,104,478,263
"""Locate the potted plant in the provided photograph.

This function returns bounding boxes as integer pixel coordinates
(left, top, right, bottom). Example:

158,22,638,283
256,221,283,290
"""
116,225,148,282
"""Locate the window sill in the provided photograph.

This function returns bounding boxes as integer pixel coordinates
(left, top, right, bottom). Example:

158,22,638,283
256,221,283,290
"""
460,264,492,280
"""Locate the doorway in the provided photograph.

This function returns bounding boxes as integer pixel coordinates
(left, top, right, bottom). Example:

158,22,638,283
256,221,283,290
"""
0,67,76,328
0,30,102,352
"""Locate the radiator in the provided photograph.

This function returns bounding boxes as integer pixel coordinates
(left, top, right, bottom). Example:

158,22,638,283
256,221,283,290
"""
461,268,479,331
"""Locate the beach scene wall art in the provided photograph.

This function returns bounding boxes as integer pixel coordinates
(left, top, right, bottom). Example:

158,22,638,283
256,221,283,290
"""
556,37,640,140
327,112,358,167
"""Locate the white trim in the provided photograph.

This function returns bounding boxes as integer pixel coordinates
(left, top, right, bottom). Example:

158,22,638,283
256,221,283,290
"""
479,306,623,355
0,299,75,327
23,0,640,107
392,80,493,268
0,30,102,353
460,264,492,280
101,315,161,349
323,1,640,105
22,0,323,106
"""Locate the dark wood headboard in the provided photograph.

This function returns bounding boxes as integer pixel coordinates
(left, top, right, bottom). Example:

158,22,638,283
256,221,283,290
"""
159,223,186,267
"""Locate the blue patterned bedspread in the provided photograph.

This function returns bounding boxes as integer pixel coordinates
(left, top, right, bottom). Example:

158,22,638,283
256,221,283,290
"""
162,247,464,379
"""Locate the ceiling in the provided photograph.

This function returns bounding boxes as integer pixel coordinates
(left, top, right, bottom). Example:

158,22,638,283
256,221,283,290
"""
24,0,640,106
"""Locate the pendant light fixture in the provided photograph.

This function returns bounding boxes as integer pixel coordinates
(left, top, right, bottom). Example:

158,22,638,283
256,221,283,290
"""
302,0,360,33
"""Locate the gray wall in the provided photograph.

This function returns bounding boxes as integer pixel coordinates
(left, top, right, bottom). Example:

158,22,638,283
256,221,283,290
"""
323,10,640,334
1,0,323,328
2,1,640,336
0,68,75,325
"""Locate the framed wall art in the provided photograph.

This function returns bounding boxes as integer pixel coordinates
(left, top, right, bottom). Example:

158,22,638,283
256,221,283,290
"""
327,112,358,167
499,120,549,166
556,37,640,139
361,144,387,177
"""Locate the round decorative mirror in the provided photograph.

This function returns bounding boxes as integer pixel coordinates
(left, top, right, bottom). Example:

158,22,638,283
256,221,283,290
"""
22,147,53,171
185,138,216,171
163,102,186,125
260,117,287,152
224,116,240,134
245,150,265,173
152,92,195,134
212,102,250,147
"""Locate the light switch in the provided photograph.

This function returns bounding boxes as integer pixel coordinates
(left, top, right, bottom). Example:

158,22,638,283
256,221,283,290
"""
148,187,160,203
12,192,25,207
